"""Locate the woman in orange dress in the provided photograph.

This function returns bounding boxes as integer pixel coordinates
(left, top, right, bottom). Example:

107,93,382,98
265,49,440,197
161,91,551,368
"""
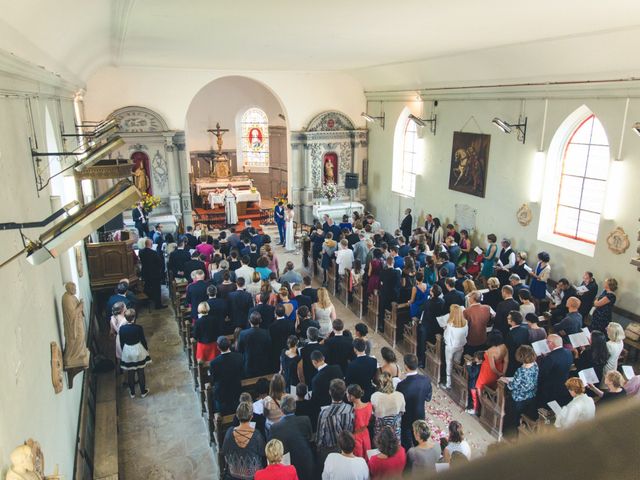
348,384,373,460
470,331,509,415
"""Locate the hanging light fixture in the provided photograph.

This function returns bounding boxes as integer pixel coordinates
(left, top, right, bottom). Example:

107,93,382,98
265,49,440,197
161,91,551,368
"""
492,116,528,143
408,113,437,135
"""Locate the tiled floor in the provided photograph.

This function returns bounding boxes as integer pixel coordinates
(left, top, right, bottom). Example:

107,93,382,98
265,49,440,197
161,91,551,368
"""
116,225,495,478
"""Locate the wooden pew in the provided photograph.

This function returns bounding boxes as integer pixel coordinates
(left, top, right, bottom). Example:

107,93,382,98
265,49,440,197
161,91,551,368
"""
184,321,194,366
214,412,236,469
326,262,337,296
425,334,443,386
478,379,507,440
197,361,210,415
341,268,351,306
382,302,410,349
400,317,418,356
366,292,379,332
190,338,199,390
518,408,555,438
449,354,471,409
349,281,364,320
302,236,311,269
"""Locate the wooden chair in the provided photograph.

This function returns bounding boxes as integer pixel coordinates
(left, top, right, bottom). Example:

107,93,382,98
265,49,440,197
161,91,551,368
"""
341,268,351,306
326,263,337,296
349,281,364,320
366,292,379,332
449,355,471,409
425,334,443,386
383,302,410,349
197,361,210,415
184,321,194,365
214,413,236,469
518,408,555,438
240,373,276,398
478,380,507,440
190,338,199,390
302,237,311,269
205,384,216,446
400,317,419,356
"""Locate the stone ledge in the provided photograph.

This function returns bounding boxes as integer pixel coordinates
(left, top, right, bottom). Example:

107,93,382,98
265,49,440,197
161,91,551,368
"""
93,371,119,480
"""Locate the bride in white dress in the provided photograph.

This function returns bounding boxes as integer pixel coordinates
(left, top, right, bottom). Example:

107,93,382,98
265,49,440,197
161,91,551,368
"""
285,204,295,252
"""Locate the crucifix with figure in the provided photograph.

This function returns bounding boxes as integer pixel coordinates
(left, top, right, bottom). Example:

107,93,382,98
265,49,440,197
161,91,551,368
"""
206,122,231,178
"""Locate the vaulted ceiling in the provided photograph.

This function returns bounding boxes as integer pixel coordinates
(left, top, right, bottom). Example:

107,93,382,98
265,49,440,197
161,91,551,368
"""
1,0,639,86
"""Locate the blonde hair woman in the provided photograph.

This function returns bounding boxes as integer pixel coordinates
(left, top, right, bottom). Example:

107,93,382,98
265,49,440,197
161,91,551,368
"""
554,378,595,429
370,372,406,441
312,287,336,338
603,322,625,377
254,438,298,480
462,279,477,307
443,305,469,389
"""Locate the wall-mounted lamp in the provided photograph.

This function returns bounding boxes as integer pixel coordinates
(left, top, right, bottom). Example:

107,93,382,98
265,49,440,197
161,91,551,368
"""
632,122,640,136
361,112,385,129
492,116,527,144
64,119,119,139
31,136,125,191
408,113,437,135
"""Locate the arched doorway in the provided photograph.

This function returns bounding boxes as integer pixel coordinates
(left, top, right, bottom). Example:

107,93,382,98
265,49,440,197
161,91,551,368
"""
185,75,289,228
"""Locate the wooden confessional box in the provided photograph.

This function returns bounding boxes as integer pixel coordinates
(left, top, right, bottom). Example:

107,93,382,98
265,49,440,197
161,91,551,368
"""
86,240,138,290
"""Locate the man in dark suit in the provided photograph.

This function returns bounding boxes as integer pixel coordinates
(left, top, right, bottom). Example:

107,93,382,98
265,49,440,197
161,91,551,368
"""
310,350,343,426
443,277,465,311
302,276,318,304
209,336,243,415
378,256,401,332
105,281,134,319
248,291,275,330
274,201,286,246
577,271,598,320
205,285,228,336
269,305,295,372
537,334,574,408
509,274,530,303
248,244,260,268
505,311,531,376
396,354,432,451
296,306,319,340
300,327,325,387
184,269,208,320
324,319,353,374
132,201,149,238
212,260,235,286
227,277,254,329
270,395,315,480
345,338,377,401
138,238,166,309
182,250,206,284
291,285,312,311
167,237,191,278
400,208,413,242
550,278,578,325
184,226,198,249
494,285,520,336
237,312,272,378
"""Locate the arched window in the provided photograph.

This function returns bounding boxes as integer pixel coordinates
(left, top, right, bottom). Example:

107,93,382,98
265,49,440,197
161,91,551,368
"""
538,107,610,256
392,109,419,197
239,107,269,173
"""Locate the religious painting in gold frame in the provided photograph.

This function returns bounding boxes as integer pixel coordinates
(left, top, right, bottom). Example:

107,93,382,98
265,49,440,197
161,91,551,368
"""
448,131,491,198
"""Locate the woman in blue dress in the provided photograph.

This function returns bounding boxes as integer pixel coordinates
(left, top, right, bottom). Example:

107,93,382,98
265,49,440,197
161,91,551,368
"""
480,233,498,286
408,271,430,319
529,251,551,302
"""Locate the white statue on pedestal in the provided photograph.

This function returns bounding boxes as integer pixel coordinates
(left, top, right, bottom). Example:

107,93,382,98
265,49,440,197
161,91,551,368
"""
61,282,90,370
6,441,61,480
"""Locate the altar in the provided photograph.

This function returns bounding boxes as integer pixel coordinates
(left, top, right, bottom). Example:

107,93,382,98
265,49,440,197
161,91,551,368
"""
194,177,253,195
312,201,365,222
207,190,261,208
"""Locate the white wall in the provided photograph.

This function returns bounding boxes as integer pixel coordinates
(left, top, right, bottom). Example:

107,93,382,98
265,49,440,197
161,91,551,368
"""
84,66,367,132
0,56,91,478
365,86,640,312
185,75,285,152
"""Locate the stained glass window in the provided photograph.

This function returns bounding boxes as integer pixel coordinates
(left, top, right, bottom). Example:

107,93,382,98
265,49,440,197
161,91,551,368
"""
553,114,610,244
240,108,269,172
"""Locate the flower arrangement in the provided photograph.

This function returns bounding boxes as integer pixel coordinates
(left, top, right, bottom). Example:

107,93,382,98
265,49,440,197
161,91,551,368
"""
136,192,161,211
321,182,338,203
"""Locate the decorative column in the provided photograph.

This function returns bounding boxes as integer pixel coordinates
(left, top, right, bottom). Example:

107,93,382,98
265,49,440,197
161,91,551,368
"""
163,134,181,217
173,132,193,227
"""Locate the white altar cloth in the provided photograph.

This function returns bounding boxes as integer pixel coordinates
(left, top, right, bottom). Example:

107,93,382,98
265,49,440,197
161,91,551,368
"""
195,177,252,195
208,191,261,208
312,201,365,221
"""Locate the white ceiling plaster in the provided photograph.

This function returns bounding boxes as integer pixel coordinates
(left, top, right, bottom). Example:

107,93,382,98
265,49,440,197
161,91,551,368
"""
1,0,640,83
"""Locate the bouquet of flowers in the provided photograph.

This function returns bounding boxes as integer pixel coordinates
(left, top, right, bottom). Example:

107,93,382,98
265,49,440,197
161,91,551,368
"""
138,192,161,211
321,182,338,203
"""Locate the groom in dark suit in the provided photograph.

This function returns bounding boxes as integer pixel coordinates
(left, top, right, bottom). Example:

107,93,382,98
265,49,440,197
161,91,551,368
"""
274,201,286,246
400,208,413,242
132,201,149,238
396,353,432,450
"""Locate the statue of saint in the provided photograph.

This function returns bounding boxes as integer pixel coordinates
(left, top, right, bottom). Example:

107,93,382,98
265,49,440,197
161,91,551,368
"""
132,163,150,193
324,158,335,183
6,445,42,480
61,282,90,370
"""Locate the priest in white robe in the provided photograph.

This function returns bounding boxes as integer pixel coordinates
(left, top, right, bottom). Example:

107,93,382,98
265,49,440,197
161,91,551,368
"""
223,184,238,225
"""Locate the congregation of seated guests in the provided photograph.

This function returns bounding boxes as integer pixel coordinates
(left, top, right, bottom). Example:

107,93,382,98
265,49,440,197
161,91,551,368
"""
162,213,636,480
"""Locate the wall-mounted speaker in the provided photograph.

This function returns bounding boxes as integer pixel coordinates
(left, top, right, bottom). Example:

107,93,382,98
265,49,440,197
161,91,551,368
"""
345,173,359,190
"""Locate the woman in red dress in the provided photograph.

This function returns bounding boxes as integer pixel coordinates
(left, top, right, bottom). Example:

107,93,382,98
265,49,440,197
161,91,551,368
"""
470,331,508,414
347,384,372,460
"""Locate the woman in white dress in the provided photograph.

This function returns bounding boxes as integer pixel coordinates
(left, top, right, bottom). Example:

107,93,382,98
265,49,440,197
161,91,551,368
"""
284,203,295,252
223,184,238,226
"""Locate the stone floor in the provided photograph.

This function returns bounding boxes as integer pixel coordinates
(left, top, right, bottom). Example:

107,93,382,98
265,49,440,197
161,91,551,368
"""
116,225,495,478
117,291,218,479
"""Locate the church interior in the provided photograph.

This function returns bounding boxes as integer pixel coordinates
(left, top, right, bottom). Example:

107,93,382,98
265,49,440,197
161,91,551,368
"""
1,1,639,479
